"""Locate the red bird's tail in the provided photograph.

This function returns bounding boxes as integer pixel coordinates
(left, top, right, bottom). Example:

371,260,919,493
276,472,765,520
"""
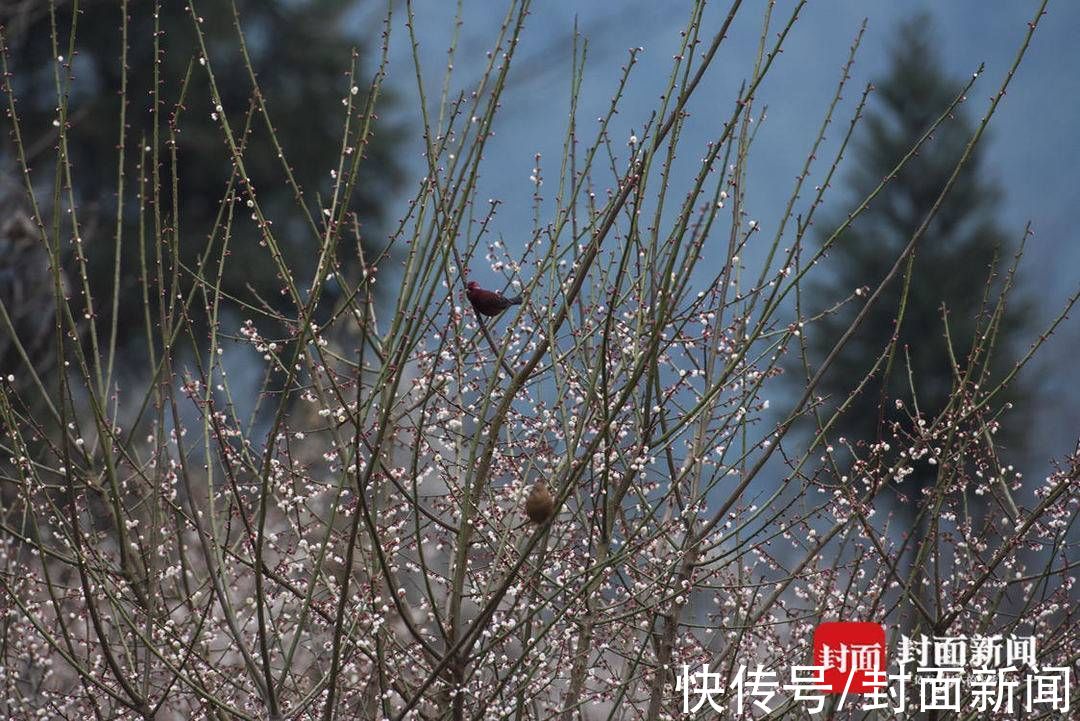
505,294,523,305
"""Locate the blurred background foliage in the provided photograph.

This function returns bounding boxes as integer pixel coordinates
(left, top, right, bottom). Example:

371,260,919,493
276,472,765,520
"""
0,0,402,368
798,16,1032,524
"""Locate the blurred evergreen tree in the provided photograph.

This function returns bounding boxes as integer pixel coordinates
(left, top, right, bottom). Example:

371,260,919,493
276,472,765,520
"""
1,0,400,358
798,16,1031,523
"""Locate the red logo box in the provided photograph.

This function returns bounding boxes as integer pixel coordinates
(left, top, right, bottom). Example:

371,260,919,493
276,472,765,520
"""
812,622,886,694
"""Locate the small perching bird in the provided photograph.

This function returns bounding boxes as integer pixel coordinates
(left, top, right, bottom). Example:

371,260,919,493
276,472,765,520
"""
466,280,522,318
525,480,555,524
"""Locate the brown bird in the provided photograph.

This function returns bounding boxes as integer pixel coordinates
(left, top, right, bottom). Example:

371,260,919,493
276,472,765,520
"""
525,481,555,524
466,280,523,318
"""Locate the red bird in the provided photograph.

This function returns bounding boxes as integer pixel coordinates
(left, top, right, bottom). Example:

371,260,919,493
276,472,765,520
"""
466,281,523,318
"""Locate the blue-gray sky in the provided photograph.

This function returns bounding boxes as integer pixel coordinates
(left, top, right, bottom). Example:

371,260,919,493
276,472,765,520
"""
373,1,1079,475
